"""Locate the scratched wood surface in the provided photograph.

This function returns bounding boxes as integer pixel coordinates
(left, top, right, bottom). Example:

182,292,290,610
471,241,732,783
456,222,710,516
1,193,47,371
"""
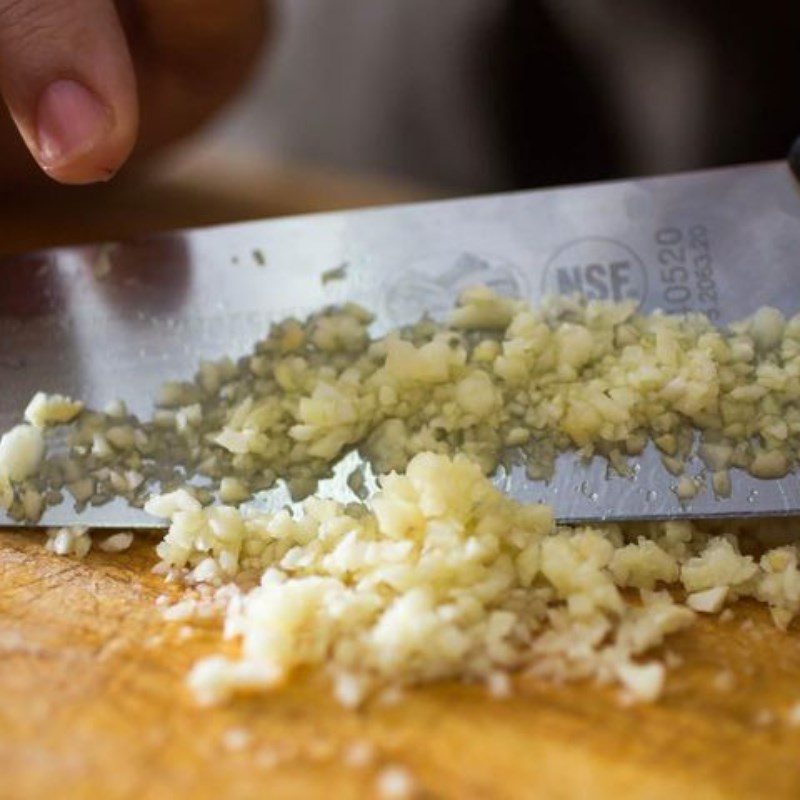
3,172,800,800
2,530,800,800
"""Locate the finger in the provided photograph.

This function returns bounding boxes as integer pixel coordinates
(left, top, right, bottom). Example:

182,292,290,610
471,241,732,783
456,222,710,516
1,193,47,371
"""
0,0,138,184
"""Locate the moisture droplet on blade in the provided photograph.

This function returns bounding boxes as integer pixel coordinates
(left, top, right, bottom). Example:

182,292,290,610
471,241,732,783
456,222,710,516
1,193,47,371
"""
579,481,599,502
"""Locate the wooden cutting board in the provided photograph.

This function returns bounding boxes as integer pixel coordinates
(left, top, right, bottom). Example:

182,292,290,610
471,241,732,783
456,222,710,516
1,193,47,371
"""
2,528,800,800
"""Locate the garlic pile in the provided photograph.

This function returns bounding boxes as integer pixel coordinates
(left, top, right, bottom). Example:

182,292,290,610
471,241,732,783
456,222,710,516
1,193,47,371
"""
151,452,800,706
3,286,800,706
3,288,800,522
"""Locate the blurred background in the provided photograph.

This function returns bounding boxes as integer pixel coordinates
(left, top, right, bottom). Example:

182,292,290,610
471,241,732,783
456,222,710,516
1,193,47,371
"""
4,0,800,252
204,0,800,190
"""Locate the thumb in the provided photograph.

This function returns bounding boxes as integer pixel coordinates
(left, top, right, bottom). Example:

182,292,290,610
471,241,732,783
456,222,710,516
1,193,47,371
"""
0,0,138,184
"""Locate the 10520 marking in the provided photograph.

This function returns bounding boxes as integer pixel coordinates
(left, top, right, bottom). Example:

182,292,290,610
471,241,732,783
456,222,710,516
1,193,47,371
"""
655,225,719,320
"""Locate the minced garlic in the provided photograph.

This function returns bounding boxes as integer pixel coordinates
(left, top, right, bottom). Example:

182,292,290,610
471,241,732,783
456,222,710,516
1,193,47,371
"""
0,424,44,482
375,765,416,799
99,532,134,553
686,586,729,613
0,472,13,511
45,526,91,558
5,288,800,521
23,392,83,428
140,452,800,707
4,287,800,710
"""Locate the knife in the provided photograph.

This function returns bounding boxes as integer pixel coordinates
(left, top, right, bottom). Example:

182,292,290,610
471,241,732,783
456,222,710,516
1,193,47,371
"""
2,159,800,527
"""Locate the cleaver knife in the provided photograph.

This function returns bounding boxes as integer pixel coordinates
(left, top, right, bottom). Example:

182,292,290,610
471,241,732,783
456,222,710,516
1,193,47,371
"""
2,159,800,527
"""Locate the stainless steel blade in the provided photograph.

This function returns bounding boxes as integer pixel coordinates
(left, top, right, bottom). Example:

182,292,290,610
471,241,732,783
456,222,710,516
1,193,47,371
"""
3,160,800,527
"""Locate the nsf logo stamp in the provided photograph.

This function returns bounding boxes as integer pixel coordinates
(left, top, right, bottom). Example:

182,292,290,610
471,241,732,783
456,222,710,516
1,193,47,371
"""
542,237,648,306
385,251,528,325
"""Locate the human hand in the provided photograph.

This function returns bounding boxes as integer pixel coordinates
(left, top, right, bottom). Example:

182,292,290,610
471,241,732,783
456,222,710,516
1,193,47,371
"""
0,0,266,185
